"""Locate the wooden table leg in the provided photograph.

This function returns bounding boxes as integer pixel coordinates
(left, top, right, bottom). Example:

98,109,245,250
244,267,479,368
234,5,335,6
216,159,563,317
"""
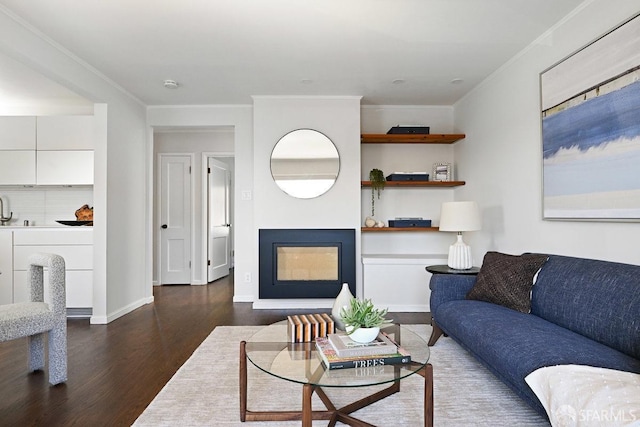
239,341,247,422
302,383,313,427
424,363,433,427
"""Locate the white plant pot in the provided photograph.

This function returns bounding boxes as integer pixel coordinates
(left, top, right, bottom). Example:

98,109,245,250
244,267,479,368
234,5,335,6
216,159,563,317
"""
347,326,380,344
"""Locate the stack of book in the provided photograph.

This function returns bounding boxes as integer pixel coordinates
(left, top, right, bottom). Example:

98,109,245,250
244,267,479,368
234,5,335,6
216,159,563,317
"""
315,330,411,370
287,314,335,343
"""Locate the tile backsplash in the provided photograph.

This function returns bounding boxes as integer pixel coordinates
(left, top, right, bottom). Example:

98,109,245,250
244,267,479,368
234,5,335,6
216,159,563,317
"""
0,187,93,226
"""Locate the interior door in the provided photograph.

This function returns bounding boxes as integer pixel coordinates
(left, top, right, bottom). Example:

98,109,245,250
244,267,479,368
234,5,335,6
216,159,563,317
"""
207,157,230,282
160,155,191,285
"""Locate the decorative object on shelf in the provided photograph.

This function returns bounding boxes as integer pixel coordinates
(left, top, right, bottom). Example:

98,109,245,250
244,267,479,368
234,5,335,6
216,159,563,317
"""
439,201,481,270
364,216,376,227
388,218,432,228
331,283,355,331
340,298,392,343
375,220,385,228
386,172,429,181
386,125,430,135
368,168,385,216
433,162,452,181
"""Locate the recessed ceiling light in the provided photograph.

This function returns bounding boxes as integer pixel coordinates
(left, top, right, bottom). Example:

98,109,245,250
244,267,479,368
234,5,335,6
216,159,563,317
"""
163,79,179,89
450,78,464,85
300,79,313,84
392,79,406,84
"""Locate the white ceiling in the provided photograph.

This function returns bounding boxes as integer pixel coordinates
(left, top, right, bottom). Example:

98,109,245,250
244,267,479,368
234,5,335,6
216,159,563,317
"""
0,0,585,106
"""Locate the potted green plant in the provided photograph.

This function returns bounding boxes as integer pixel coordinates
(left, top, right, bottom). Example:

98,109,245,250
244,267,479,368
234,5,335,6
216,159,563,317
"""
340,298,393,343
369,168,385,216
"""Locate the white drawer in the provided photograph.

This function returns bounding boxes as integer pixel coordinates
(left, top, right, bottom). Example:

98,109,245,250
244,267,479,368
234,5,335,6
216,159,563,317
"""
13,229,93,245
13,270,92,308
14,245,93,270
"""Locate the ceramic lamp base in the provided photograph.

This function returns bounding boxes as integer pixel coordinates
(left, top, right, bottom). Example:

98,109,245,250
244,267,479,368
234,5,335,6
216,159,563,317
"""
448,233,473,270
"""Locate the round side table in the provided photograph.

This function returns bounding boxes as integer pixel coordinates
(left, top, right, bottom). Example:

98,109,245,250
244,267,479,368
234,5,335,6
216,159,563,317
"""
425,264,480,275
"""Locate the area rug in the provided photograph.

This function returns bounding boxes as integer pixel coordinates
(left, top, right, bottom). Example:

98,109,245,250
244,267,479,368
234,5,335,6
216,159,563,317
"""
133,325,549,426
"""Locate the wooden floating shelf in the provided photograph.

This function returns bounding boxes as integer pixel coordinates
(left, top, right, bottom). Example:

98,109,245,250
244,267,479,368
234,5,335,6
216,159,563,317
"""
361,134,466,144
361,180,465,187
362,227,440,232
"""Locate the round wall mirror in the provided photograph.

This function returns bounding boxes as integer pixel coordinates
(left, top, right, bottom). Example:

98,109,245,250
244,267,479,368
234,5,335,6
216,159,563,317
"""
270,129,340,199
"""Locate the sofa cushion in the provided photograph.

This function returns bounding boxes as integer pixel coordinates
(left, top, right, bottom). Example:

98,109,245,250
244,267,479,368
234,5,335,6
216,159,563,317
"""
532,255,640,360
436,300,640,417
466,252,548,313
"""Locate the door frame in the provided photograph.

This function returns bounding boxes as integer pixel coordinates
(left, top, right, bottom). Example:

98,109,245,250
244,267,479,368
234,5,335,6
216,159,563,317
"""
201,152,234,284
157,152,196,285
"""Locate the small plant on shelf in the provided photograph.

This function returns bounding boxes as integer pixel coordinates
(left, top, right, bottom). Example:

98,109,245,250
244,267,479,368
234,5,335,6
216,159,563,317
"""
369,168,386,216
340,298,392,334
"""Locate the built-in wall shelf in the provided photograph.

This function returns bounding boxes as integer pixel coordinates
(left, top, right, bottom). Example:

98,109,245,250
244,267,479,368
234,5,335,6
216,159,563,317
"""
361,180,465,188
361,134,466,144
361,227,439,232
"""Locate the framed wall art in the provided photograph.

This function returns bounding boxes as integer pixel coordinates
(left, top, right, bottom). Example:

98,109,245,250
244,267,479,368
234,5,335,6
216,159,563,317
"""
541,13,640,220
433,162,452,181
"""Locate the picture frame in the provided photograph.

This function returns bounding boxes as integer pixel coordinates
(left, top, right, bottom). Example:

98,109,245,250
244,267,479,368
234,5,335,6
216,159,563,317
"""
540,13,640,221
433,162,451,182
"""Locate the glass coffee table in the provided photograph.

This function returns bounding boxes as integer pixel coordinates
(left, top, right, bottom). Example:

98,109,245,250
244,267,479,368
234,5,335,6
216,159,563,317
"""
240,321,432,427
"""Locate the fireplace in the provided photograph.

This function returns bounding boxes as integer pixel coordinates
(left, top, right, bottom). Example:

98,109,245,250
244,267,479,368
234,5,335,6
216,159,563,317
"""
259,229,356,299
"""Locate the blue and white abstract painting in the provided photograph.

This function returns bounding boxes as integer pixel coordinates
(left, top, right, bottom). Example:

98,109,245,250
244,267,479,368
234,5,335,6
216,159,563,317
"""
541,14,640,220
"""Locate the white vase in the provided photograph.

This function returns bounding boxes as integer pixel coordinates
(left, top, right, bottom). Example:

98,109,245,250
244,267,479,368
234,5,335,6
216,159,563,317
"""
331,283,354,331
348,326,380,344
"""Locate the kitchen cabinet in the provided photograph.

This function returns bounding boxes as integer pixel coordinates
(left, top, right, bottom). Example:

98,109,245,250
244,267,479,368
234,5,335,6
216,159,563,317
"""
0,151,36,185
0,117,37,185
12,228,93,317
36,150,94,185
36,115,94,150
0,116,36,149
0,230,13,305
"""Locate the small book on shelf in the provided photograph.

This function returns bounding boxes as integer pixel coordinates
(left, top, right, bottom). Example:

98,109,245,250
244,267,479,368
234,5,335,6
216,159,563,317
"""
315,336,411,370
328,331,397,358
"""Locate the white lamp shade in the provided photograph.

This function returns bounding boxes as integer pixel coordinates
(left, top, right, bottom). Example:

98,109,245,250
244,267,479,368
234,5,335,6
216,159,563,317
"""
439,201,481,232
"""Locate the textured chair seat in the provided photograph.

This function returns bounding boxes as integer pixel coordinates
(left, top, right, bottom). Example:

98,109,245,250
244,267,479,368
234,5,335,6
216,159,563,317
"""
0,302,57,341
0,253,67,385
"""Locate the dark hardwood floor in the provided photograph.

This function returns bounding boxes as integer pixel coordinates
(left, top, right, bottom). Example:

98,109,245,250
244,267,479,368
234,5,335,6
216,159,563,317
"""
0,271,428,426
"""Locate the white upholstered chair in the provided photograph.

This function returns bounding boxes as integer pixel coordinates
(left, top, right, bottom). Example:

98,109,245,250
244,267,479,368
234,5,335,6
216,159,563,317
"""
0,253,67,385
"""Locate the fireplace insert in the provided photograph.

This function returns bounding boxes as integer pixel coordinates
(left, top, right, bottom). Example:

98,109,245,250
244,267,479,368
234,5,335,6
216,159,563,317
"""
259,229,356,299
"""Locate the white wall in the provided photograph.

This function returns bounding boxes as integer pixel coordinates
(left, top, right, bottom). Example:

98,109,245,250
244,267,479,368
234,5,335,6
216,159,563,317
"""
0,11,151,323
252,96,362,307
455,1,640,266
153,129,234,285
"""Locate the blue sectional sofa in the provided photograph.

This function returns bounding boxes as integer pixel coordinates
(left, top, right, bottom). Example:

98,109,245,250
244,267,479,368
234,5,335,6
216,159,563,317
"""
428,254,640,417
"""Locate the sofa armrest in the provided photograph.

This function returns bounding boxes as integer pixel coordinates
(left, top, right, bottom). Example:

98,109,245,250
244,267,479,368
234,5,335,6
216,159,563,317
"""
429,274,477,319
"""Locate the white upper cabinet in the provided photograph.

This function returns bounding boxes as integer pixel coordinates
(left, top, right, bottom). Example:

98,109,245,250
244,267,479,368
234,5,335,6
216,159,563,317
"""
36,115,94,150
36,150,94,185
0,117,36,150
0,151,37,185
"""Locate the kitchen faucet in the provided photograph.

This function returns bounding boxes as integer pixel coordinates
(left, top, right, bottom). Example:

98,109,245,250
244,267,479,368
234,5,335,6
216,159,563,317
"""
0,197,12,226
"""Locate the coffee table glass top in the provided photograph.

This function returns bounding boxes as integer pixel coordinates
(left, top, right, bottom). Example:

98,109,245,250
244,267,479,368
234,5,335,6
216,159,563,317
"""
245,321,430,388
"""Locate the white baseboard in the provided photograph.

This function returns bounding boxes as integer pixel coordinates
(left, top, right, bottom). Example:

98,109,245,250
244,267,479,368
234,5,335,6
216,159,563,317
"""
90,296,154,324
252,299,334,310
232,294,254,303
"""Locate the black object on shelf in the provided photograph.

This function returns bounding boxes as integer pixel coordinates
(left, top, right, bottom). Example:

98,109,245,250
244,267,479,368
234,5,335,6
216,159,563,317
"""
388,219,432,228
387,126,430,134
386,173,429,181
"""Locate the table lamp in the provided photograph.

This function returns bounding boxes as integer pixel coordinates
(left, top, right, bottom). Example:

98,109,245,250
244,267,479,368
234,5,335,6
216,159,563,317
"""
439,201,481,270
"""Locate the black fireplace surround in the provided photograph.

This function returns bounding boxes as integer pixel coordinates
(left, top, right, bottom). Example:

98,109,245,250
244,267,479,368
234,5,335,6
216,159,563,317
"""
259,229,356,299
